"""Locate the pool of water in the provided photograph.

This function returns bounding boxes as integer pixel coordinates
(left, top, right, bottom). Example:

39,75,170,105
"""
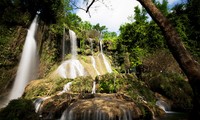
157,112,189,120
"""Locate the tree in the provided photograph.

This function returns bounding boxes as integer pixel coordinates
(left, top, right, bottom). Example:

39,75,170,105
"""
134,6,148,23
83,0,200,118
137,0,200,118
93,23,107,34
187,0,200,58
78,0,200,117
124,52,131,73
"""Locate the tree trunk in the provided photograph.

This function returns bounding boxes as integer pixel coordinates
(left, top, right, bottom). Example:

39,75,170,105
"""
137,0,200,118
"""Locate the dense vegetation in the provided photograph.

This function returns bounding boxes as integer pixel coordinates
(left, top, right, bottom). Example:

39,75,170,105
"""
0,0,200,119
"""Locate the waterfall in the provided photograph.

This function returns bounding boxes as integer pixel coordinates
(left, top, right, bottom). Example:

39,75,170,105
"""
100,39,103,53
57,30,86,79
156,100,172,113
90,56,100,75
62,28,66,61
99,40,112,73
9,15,39,100
90,56,99,94
59,95,138,120
69,30,77,59
91,81,96,94
89,38,93,55
34,96,50,113
101,53,112,73
57,82,73,95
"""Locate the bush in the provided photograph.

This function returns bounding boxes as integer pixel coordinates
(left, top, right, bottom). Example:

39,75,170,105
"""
0,99,39,120
144,72,193,111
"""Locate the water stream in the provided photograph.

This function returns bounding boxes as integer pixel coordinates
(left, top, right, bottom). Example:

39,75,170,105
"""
57,82,73,95
69,30,78,59
57,30,85,79
99,40,112,73
9,15,39,100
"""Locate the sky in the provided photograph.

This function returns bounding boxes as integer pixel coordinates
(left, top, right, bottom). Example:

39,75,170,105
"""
76,0,187,33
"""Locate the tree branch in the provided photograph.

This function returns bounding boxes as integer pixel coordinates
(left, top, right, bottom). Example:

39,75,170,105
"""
86,0,96,13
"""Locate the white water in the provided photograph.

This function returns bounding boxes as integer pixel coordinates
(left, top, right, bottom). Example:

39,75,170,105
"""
90,56,99,94
99,40,112,73
57,82,73,95
91,81,96,94
34,96,50,113
62,28,66,61
9,15,38,100
57,59,85,79
57,30,86,79
90,56,100,75
89,38,93,55
60,107,134,120
69,30,77,59
100,39,103,53
156,100,174,113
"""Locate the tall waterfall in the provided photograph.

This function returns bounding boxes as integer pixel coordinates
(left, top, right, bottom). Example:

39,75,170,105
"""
57,30,85,79
9,15,39,100
99,40,112,73
69,30,78,59
89,38,93,55
62,28,66,61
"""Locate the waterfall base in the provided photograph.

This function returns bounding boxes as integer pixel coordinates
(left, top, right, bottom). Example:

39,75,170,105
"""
35,93,157,120
60,94,142,120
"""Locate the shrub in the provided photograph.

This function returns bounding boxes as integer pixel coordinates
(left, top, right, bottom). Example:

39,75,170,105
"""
0,99,39,120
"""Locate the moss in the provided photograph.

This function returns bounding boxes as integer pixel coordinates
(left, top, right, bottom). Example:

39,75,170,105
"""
0,98,39,120
96,73,156,103
23,77,72,99
70,76,93,93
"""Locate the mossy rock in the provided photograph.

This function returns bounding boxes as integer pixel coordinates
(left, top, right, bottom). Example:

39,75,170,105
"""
0,98,39,120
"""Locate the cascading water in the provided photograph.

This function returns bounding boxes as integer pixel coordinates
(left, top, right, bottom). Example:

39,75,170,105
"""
69,30,78,59
90,56,100,75
156,100,172,113
34,96,50,113
60,94,140,120
62,28,66,61
90,56,100,94
9,15,39,100
99,40,112,73
91,81,96,94
57,30,86,79
58,82,73,95
89,38,93,55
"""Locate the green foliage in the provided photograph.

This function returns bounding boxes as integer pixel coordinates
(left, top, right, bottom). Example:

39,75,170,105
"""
23,77,71,99
124,52,131,72
0,26,16,67
0,99,39,120
117,2,170,72
134,6,148,22
93,23,107,34
97,73,116,93
97,73,155,102
71,76,93,93
0,0,65,25
144,72,193,111
130,46,146,67
65,13,82,31
153,0,169,16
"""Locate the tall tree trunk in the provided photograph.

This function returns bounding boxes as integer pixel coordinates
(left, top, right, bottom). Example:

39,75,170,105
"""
137,0,200,118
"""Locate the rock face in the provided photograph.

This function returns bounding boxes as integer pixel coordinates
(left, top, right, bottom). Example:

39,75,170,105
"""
36,93,152,120
60,94,142,120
